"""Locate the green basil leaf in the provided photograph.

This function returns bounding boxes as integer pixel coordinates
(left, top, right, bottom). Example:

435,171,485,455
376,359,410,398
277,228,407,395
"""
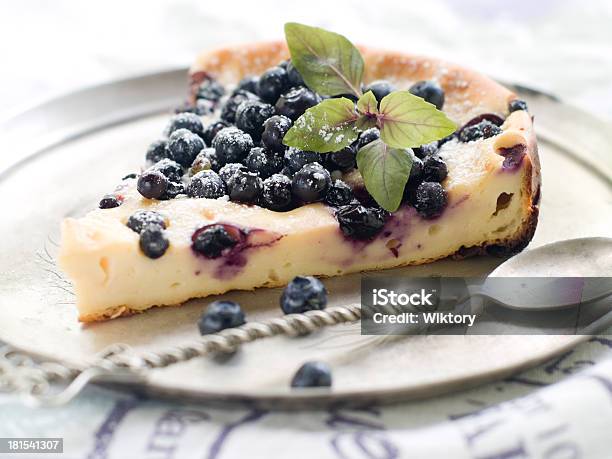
378,91,457,148
284,22,364,97
356,139,413,212
357,90,379,115
282,98,359,152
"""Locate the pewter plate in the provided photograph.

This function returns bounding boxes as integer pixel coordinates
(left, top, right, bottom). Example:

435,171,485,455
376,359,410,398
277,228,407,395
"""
0,70,611,407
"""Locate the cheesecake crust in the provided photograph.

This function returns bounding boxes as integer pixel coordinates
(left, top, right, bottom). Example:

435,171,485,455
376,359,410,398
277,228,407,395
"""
73,42,540,322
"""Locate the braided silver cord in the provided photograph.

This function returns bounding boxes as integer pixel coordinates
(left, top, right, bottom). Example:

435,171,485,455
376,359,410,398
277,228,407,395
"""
108,303,362,370
1,304,361,405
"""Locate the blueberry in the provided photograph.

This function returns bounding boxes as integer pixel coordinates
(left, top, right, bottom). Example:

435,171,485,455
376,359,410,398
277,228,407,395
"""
164,112,204,138
161,180,186,200
137,169,168,199
325,180,354,207
357,127,380,149
139,224,169,259
414,181,447,219
126,210,167,234
421,154,447,182
212,127,254,164
167,128,205,167
335,203,387,239
324,144,356,172
459,120,502,142
508,99,528,113
235,100,275,141
235,76,259,94
413,141,439,159
187,170,226,199
284,147,322,174
202,120,231,145
99,194,122,209
291,361,332,388
409,80,445,110
198,300,245,335
146,139,169,163
221,90,259,123
192,224,238,259
363,80,396,104
227,170,263,203
292,162,331,203
406,154,424,188
280,276,327,314
261,173,293,211
277,60,290,70
196,78,225,102
275,87,321,121
257,66,289,104
219,162,247,184
286,60,305,87
152,158,184,182
245,147,283,179
262,115,292,153
437,132,458,147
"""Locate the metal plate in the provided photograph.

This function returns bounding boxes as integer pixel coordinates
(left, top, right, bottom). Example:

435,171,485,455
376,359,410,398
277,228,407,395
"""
1,70,611,407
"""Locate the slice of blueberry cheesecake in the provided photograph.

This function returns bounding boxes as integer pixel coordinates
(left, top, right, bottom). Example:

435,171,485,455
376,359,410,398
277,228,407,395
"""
60,25,540,322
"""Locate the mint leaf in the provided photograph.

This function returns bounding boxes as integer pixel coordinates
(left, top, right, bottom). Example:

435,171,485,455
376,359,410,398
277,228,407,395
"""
356,139,413,212
377,91,457,148
356,90,378,130
283,98,359,152
284,22,364,97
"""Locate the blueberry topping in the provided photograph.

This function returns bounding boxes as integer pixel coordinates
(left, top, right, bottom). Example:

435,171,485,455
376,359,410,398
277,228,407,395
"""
152,158,184,182
235,100,275,141
363,80,396,104
221,90,259,123
413,141,439,159
192,147,221,173
219,162,248,184
139,224,169,259
257,66,290,104
422,154,448,182
227,170,263,203
414,181,447,219
137,169,168,199
292,162,331,203
275,86,321,121
161,180,186,200
459,120,502,143
406,154,424,189
335,203,387,239
192,224,238,259
126,210,167,234
284,147,322,174
324,143,356,172
212,127,254,164
325,180,354,207
357,127,380,149
291,361,332,388
196,78,225,102
202,120,231,145
508,99,528,113
146,139,169,163
99,194,122,209
262,115,292,153
245,147,283,179
437,132,458,147
280,276,327,314
286,60,305,87
187,170,227,199
235,76,259,94
261,173,293,211
198,300,246,335
164,112,204,138
408,80,445,110
167,128,205,167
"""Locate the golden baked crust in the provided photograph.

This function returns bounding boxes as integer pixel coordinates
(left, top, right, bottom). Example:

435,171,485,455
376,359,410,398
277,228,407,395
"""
78,42,540,323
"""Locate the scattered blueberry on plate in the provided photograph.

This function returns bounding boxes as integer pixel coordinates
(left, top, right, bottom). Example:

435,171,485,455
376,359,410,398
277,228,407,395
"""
290,361,332,388
198,300,246,335
280,276,327,314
